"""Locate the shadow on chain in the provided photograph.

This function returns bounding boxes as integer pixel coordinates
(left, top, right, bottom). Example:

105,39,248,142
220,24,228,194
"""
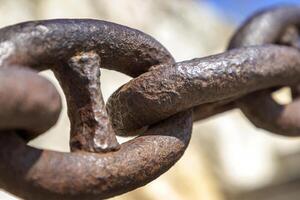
108,5,300,137
2,5,300,200
0,20,192,199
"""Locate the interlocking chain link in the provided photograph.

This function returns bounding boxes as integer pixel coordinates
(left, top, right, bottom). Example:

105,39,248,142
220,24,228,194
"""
0,5,299,200
108,6,300,137
0,20,192,200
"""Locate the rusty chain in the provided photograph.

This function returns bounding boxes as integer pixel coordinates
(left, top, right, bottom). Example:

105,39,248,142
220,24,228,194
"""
0,5,300,200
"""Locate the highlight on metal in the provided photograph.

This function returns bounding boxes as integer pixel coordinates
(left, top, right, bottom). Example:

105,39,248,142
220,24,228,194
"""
0,5,300,200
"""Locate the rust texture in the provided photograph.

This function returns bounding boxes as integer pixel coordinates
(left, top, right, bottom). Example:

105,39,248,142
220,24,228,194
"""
107,6,300,136
2,5,300,200
0,20,193,199
228,6,300,136
0,19,175,152
0,111,192,200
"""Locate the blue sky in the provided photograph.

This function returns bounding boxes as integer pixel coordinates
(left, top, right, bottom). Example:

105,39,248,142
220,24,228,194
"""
202,0,300,24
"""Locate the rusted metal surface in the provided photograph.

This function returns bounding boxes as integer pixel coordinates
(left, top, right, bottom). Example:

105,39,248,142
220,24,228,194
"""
228,6,300,136
0,20,193,199
107,45,300,135
0,67,61,138
0,19,174,152
2,5,300,200
107,5,300,137
0,111,192,200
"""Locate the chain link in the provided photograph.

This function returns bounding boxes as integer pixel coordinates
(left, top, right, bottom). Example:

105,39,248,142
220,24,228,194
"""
0,5,300,200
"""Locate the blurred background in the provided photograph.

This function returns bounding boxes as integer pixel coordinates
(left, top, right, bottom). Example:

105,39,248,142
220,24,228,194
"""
1,0,300,200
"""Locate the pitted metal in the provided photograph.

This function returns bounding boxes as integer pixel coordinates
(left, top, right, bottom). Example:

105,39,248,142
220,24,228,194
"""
107,45,300,135
1,5,300,200
228,6,300,136
0,19,175,152
108,5,300,137
0,20,192,200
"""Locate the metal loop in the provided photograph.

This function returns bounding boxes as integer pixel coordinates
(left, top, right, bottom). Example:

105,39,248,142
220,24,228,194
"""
0,67,61,138
107,45,300,135
0,111,192,200
107,5,300,137
2,6,300,199
0,20,193,199
229,5,300,136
